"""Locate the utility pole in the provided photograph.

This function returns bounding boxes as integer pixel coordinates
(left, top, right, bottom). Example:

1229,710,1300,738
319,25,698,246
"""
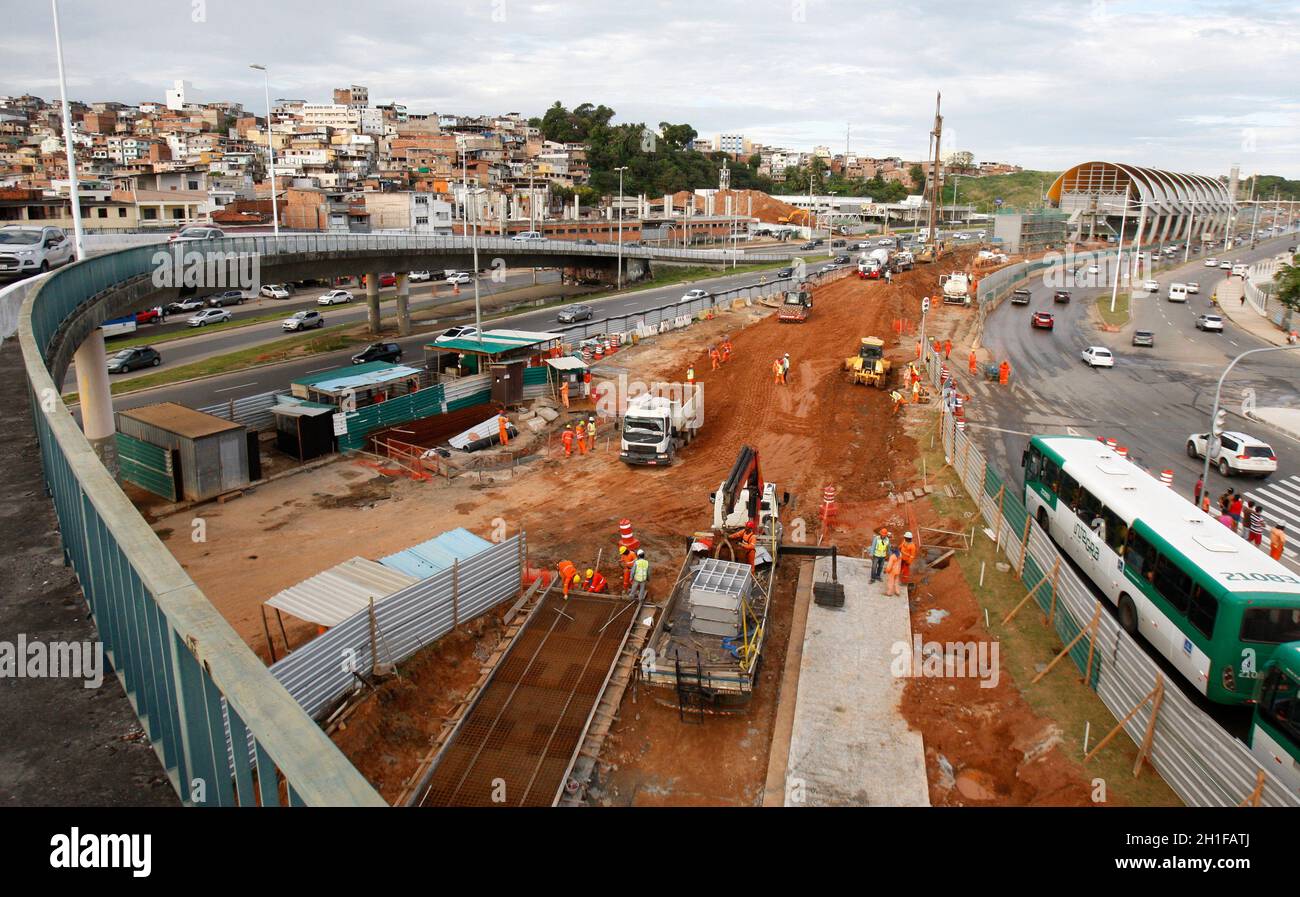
927,92,942,250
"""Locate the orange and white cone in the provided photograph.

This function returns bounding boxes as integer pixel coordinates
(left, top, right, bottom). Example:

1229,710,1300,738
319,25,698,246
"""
617,518,641,553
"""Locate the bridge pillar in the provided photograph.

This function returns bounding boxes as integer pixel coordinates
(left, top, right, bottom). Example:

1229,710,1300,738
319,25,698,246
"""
395,272,411,336
73,329,118,475
365,271,380,334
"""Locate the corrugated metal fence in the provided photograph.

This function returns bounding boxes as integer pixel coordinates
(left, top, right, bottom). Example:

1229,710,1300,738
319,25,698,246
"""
926,348,1300,807
268,533,525,720
196,390,290,432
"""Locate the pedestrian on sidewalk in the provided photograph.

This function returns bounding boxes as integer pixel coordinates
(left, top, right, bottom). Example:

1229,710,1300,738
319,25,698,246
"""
1201,492,1212,514
1229,493,1244,532
1248,502,1265,546
884,548,902,597
1270,523,1287,561
1193,475,1204,507
869,529,891,582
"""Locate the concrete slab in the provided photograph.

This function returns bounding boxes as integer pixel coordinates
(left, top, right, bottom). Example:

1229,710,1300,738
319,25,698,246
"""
784,556,929,806
1251,407,1300,442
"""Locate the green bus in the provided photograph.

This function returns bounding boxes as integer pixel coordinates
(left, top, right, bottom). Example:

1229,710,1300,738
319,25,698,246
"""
1251,642,1300,797
1021,435,1300,706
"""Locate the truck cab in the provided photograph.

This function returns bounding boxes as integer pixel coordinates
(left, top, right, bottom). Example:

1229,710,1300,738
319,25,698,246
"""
619,392,701,466
940,272,971,306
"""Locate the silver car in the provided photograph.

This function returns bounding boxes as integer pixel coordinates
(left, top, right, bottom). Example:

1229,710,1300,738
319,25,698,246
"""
557,304,594,323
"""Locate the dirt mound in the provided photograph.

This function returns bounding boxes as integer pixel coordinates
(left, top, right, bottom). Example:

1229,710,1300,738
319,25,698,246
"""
672,189,804,224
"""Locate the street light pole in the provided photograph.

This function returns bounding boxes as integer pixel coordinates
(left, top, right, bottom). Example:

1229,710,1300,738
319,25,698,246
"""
1109,198,1131,314
470,187,482,345
1202,345,1300,488
249,64,279,236
614,166,628,290
52,0,83,257
1184,202,1196,264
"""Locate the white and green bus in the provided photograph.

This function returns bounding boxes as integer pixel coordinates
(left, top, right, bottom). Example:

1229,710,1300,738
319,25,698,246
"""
1022,435,1300,705
1251,642,1300,796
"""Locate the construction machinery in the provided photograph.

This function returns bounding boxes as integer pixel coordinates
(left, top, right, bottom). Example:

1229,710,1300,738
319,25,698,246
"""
940,271,972,306
641,445,785,710
844,336,893,388
777,283,814,323
619,390,703,466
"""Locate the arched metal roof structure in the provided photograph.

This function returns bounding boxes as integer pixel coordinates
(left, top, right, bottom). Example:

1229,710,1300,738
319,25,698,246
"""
1047,161,1236,244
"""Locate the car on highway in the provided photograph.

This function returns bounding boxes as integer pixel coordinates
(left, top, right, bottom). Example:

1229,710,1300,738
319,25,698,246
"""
206,290,247,307
1195,313,1224,332
1132,329,1154,347
1140,279,1160,293
282,310,324,332
445,271,473,285
1011,288,1032,305
187,308,231,327
163,297,204,315
409,271,433,282
107,346,161,373
134,307,164,325
1219,260,1233,270
434,325,480,343
168,225,224,243
511,231,544,242
1053,290,1071,303
799,241,817,250
351,342,403,365
956,233,971,241
833,254,851,264
575,238,597,246
1167,283,1188,302
1031,311,1055,329
375,273,397,288
1081,346,1114,368
1205,257,1219,267
260,283,292,299
1085,264,1101,277
776,267,794,278
0,224,76,278
1186,430,1277,478
317,289,353,305
877,238,893,246
681,289,711,301
557,304,594,324
1187,282,1200,294
1232,263,1249,277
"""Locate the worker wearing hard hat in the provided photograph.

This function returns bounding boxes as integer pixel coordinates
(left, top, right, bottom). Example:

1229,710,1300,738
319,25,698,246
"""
869,529,891,582
586,416,597,452
729,520,758,566
630,549,650,602
561,424,575,457
584,568,608,594
899,531,917,583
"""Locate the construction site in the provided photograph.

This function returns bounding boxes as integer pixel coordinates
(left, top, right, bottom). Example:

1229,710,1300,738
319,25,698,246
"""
130,234,1155,808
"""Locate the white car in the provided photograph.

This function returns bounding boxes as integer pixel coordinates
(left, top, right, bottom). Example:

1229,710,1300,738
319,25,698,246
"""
1186,430,1277,478
1081,346,1114,368
260,284,291,299
1086,264,1101,276
877,238,892,246
434,325,480,343
511,231,544,242
1232,263,1249,277
682,288,711,301
0,224,76,276
317,289,353,306
957,233,971,241
1186,282,1200,294
1219,260,1232,270
1167,283,1188,302
1204,257,1219,267
446,272,473,285
409,270,432,282
1141,279,1160,293
1195,313,1224,332
187,308,231,327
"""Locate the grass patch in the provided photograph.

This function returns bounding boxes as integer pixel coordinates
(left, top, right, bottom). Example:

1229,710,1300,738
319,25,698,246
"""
1096,290,1131,327
913,421,1182,806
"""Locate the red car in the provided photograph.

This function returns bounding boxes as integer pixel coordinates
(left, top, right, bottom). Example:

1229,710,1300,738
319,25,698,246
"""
378,273,396,287
134,307,163,325
1031,311,1055,329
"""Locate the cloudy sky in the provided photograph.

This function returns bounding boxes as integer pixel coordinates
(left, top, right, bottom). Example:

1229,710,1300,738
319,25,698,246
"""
5,0,1299,177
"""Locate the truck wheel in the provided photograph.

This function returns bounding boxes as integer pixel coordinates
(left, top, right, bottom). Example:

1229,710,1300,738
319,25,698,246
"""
1118,594,1138,636
1186,441,1198,459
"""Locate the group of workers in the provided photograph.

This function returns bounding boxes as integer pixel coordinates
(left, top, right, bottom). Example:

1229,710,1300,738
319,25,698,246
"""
557,546,651,601
869,528,918,596
772,352,791,385
560,417,599,457
709,339,734,370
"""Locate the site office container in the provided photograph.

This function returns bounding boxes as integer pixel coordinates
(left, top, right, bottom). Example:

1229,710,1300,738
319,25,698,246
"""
116,402,251,501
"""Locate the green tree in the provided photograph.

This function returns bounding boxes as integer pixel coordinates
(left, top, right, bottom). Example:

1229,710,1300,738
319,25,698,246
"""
909,164,925,191
1275,259,1300,316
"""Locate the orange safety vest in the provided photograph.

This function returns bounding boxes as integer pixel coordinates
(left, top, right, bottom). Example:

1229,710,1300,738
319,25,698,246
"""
899,542,917,564
558,560,578,594
562,429,574,450
585,572,608,593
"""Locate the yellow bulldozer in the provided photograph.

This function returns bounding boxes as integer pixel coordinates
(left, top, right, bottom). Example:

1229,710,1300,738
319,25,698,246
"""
844,336,892,388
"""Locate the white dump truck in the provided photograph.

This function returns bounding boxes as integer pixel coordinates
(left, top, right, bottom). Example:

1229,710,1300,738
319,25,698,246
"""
940,271,972,306
619,391,703,466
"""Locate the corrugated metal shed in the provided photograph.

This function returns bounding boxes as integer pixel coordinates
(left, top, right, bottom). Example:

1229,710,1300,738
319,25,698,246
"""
291,360,396,389
302,364,425,395
545,356,588,371
379,528,493,579
119,402,243,439
264,557,418,627
116,403,250,501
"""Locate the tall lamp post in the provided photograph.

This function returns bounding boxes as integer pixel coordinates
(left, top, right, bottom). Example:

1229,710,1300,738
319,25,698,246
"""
52,0,83,257
614,165,628,289
1107,198,1132,315
468,187,484,345
1202,345,1300,488
249,65,279,236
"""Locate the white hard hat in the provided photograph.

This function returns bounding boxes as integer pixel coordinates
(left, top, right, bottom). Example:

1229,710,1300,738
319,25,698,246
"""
904,531,913,539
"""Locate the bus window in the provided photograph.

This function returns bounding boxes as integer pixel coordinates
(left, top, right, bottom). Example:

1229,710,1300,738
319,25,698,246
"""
1024,447,1042,482
1059,473,1081,511
1102,507,1127,553
1240,607,1300,644
1257,667,1298,742
1077,488,1101,522
1125,530,1157,581
1040,459,1061,494
1153,555,1192,614
1187,585,1218,638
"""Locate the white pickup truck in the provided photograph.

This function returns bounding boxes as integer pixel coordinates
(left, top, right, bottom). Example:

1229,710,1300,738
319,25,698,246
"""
619,392,703,466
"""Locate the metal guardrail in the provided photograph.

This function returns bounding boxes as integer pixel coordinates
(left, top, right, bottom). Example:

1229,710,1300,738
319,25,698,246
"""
15,252,386,805
926,347,1300,807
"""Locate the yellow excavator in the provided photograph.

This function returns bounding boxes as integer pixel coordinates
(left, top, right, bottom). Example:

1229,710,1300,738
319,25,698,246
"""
844,336,892,388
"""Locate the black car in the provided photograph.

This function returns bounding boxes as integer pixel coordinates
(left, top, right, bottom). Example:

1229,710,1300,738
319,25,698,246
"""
776,267,794,278
799,241,817,250
1053,290,1071,303
206,290,247,307
575,238,597,246
107,345,161,373
833,254,851,264
1011,289,1032,305
351,342,403,365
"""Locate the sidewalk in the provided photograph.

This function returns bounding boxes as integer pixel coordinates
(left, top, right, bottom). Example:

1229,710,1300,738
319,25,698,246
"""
1250,407,1300,442
1213,277,1289,347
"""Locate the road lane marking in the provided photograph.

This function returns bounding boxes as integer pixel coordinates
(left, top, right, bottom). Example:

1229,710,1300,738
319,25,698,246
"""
970,424,1034,437
213,382,258,393
305,366,334,373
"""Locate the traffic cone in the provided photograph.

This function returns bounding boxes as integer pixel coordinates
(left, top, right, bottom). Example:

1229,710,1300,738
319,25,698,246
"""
1116,446,1128,458
819,485,837,524
618,519,641,553
1160,469,1174,487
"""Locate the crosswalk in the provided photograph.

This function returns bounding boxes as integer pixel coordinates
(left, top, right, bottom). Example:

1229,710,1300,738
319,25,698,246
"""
1241,474,1300,566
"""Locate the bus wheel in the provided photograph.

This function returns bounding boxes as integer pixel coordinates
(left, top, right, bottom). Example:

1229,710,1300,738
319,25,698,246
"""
1118,594,1138,636
1036,507,1049,538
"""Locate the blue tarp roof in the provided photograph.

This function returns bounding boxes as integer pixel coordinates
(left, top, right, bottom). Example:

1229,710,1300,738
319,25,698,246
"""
378,528,493,579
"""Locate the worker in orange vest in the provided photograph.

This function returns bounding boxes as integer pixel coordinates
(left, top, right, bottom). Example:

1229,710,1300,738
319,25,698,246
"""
498,415,510,446
721,340,732,363
558,560,578,597
944,339,953,359
899,532,917,583
773,358,784,385
585,416,597,452
583,369,592,397
998,360,1010,385
561,424,575,457
710,347,721,370
730,520,758,566
969,349,978,375
584,568,608,593
560,380,570,408
618,545,636,590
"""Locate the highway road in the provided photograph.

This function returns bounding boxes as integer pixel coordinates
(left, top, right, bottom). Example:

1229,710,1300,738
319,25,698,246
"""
967,230,1300,573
